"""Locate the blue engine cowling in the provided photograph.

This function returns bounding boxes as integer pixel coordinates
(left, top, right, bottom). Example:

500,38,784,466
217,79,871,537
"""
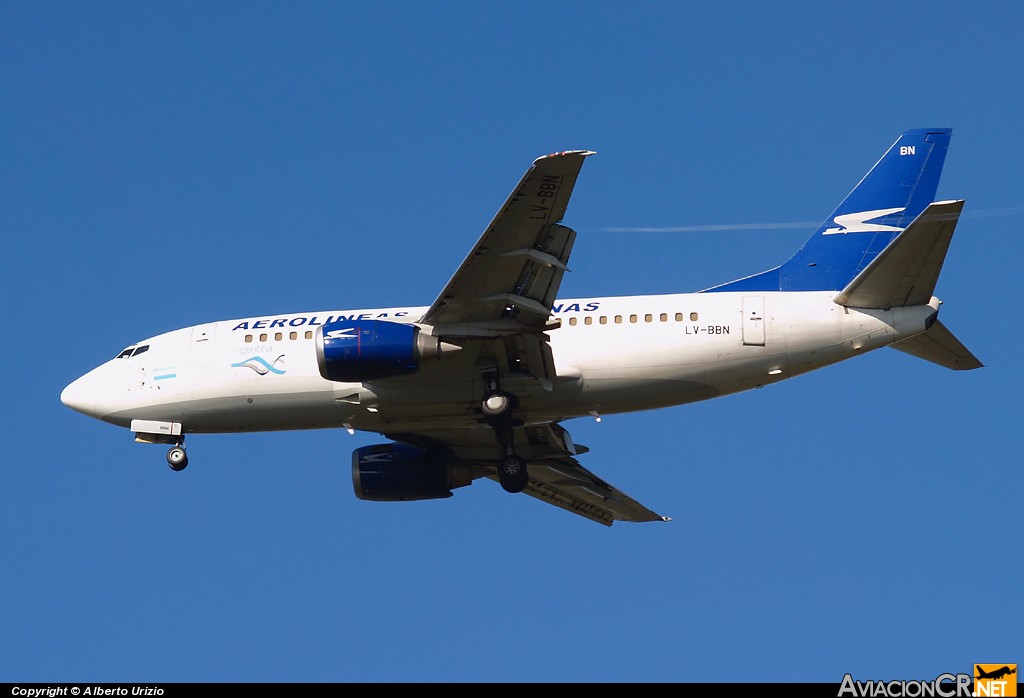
315,319,419,382
352,443,473,501
316,319,461,382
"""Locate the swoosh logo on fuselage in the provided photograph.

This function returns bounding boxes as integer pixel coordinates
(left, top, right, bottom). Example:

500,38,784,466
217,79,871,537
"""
231,355,286,376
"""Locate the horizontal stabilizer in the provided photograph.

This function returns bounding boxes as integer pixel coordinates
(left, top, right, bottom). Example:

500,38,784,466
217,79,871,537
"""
890,319,983,370
834,200,963,309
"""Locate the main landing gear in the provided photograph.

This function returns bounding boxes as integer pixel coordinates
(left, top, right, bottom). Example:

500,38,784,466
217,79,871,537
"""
498,453,528,494
481,388,529,494
166,443,188,471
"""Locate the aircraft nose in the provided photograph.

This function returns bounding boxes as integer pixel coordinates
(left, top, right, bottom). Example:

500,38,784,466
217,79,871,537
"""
61,375,96,416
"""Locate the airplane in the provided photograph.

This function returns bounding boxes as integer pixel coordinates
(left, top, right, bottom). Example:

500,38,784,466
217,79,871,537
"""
976,667,1017,681
60,128,982,526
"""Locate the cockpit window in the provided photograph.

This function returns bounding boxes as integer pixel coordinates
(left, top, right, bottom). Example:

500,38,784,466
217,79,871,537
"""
115,344,150,359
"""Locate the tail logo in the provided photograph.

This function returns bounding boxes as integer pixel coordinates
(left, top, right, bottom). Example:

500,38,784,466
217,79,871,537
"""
822,207,906,235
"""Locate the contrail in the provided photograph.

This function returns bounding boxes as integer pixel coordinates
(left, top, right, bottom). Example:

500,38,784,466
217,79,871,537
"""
960,205,1024,218
597,221,818,233
592,206,1023,233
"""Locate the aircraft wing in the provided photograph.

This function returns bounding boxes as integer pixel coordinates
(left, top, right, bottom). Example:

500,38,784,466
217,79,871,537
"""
386,423,669,526
419,150,595,335
515,455,670,526
397,151,665,525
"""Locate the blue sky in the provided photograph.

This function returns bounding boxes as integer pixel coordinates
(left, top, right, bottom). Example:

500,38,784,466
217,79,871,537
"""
3,2,1021,683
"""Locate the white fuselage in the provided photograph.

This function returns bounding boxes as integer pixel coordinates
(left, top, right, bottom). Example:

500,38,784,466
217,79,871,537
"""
61,291,939,437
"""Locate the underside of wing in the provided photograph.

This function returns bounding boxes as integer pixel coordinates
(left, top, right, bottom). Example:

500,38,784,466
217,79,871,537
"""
385,423,669,526
420,150,595,335
510,456,670,526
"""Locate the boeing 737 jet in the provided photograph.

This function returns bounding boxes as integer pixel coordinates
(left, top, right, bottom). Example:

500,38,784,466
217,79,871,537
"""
61,128,981,525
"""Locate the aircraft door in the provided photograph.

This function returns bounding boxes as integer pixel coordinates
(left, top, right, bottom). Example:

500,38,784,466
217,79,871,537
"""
742,296,765,346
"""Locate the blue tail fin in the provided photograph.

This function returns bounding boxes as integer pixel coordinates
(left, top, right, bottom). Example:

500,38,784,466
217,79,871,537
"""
704,128,952,293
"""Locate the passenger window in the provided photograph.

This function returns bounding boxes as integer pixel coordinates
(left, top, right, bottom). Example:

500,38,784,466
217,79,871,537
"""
630,314,637,323
614,315,622,324
289,331,298,340
690,312,699,321
645,313,653,322
675,312,683,321
568,317,577,326
584,316,593,326
659,313,667,322
245,334,253,343
305,331,313,340
259,333,268,342
274,332,283,341
599,316,607,325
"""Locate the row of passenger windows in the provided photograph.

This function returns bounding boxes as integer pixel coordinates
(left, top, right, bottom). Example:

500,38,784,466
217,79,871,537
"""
567,312,699,326
242,314,702,343
244,330,314,343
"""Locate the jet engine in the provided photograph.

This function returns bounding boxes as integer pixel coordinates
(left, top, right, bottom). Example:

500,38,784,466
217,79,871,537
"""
352,443,473,501
315,320,459,382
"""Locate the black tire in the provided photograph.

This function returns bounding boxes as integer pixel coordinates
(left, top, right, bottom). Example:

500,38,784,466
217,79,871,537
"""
167,446,188,471
499,455,528,493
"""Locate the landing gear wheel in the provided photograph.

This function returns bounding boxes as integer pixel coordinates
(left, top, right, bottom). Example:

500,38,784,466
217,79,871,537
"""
481,391,516,423
167,446,189,471
499,455,529,493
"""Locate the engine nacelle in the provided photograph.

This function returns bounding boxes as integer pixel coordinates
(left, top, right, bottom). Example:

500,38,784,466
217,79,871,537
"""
315,319,460,383
352,443,473,501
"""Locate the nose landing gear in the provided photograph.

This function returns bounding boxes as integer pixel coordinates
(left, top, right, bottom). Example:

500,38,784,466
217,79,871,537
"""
166,444,188,471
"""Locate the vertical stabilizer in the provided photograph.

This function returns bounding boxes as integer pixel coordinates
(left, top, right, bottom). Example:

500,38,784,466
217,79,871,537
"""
705,129,952,293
